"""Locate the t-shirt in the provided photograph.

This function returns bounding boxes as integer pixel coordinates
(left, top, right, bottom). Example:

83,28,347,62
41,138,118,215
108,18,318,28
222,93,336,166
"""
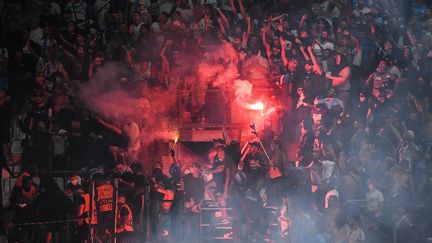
31,103,51,128
266,177,285,206
312,41,334,57
242,152,268,179
183,174,205,203
371,71,393,99
298,130,314,159
366,189,384,212
280,69,302,97
212,155,226,189
302,71,326,101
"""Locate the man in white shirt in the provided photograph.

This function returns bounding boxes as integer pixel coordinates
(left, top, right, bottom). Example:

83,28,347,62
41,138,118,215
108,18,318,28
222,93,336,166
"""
366,179,384,218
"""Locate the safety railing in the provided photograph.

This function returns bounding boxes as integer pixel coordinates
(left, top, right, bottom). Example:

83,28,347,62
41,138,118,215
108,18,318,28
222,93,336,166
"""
177,88,274,129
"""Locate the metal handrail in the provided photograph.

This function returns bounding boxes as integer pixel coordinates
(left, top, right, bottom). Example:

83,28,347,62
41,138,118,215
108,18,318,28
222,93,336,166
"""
177,88,274,128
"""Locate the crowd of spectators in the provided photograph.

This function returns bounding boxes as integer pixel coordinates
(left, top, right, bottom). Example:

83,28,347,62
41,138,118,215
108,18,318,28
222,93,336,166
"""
1,0,432,242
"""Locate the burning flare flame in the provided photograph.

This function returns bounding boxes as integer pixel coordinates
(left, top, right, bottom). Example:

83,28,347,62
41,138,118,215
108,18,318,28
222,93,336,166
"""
174,129,180,144
247,102,264,111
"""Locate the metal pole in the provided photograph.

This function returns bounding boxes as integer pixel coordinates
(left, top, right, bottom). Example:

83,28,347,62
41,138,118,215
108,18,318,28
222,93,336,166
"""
140,194,144,235
113,178,118,243
145,185,151,242
250,123,272,163
256,136,272,163
89,180,95,243
199,213,202,243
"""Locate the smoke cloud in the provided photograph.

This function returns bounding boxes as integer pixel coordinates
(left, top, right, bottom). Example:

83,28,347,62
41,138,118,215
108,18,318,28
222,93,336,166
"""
76,37,272,164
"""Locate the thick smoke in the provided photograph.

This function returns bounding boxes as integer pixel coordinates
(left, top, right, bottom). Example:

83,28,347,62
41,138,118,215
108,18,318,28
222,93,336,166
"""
78,62,178,144
77,37,269,163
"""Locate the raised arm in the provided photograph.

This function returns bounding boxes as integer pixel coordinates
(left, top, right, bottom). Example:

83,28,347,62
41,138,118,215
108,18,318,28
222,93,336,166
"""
229,0,237,14
88,60,95,80
242,14,252,46
326,66,351,87
280,37,289,67
387,119,402,142
407,92,424,114
170,149,180,167
58,62,70,82
216,7,229,36
222,127,231,146
365,73,374,86
215,7,229,29
307,46,323,75
346,31,362,55
160,40,172,75
299,13,308,29
406,25,417,47
59,44,75,58
299,45,311,61
238,0,247,19
97,118,122,135
261,26,271,60
58,32,74,48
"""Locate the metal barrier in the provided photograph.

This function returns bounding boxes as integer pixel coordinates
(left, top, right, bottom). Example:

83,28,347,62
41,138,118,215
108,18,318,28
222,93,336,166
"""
178,89,231,125
178,88,275,128
199,206,233,241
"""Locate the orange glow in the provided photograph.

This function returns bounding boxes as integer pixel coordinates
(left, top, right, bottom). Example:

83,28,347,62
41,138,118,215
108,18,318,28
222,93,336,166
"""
247,102,264,111
174,130,179,144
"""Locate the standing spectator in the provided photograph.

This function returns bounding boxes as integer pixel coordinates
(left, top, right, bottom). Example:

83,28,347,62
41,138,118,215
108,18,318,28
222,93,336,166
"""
365,59,398,104
183,162,205,242
297,118,315,167
242,141,268,197
129,11,145,44
365,179,384,219
28,91,52,133
95,0,111,30
65,0,88,23
116,195,134,243
325,53,351,106
0,90,12,161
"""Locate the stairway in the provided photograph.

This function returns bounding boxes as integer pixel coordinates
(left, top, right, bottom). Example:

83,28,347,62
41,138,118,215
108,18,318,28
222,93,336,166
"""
199,201,233,242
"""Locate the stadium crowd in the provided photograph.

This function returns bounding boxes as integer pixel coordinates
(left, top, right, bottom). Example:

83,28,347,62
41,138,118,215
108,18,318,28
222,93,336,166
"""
1,0,432,242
